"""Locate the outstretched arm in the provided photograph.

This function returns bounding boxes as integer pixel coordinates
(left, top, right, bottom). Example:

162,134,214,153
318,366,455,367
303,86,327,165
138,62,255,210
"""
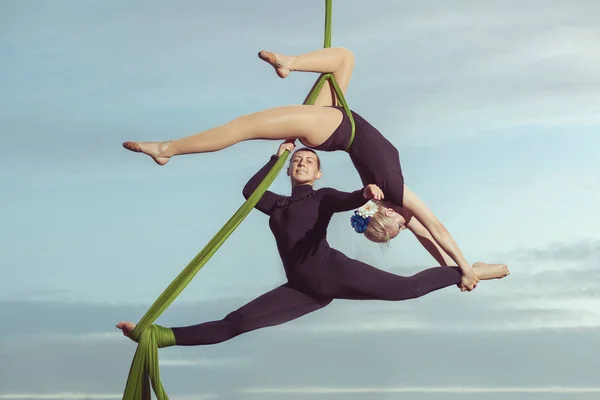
401,185,478,290
322,188,366,212
242,155,281,216
322,184,384,213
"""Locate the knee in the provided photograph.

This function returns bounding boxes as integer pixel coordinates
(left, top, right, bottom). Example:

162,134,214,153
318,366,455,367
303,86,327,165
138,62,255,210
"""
224,309,244,323
336,47,355,65
390,278,425,301
222,310,246,334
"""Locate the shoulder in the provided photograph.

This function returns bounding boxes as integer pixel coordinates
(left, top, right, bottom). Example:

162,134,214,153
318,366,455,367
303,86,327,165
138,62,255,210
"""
314,187,339,196
314,187,354,202
315,187,335,193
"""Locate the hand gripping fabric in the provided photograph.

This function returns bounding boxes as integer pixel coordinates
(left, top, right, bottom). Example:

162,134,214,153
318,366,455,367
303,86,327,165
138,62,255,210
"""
121,1,354,398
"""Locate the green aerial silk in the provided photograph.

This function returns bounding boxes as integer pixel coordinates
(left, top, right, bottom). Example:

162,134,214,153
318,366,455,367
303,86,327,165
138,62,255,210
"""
121,1,354,398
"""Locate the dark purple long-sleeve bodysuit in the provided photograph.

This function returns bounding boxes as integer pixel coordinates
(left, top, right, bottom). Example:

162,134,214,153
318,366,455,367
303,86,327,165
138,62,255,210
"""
171,154,462,346
315,106,406,207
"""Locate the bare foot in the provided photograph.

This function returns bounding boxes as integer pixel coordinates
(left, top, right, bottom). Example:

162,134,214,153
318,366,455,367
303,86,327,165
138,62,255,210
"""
116,321,137,341
122,140,171,165
472,262,510,280
258,50,296,79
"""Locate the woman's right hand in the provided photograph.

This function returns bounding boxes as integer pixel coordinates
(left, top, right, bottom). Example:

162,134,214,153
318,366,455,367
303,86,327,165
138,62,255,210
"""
459,268,479,292
277,140,296,157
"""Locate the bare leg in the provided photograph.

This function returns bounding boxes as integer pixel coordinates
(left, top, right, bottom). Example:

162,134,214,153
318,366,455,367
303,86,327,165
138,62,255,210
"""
408,218,510,281
122,105,343,165
258,47,355,107
123,47,354,165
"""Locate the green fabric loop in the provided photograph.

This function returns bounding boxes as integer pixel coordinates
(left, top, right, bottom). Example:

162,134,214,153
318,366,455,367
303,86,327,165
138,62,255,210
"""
322,73,356,151
128,325,176,349
120,1,357,398
154,325,176,349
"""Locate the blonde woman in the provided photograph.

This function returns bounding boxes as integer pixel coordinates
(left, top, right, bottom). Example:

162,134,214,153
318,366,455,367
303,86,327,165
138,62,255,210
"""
123,47,485,291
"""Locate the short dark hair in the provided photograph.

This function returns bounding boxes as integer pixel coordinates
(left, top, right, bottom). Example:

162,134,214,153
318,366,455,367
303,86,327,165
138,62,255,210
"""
290,147,321,169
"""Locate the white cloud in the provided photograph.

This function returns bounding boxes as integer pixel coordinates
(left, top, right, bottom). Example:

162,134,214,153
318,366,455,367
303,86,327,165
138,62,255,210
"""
0,289,76,303
160,357,251,367
30,332,123,343
333,2,600,146
0,395,121,400
168,396,218,400
6,386,600,399
511,297,600,314
513,239,600,263
239,386,600,394
277,311,600,334
0,395,217,400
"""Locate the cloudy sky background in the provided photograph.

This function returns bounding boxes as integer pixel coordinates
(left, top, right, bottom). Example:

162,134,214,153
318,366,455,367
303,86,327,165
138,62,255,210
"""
2,0,599,398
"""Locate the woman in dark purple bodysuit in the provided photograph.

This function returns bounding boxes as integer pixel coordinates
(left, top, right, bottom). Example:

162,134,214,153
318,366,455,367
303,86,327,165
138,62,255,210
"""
122,47,490,291
117,143,509,345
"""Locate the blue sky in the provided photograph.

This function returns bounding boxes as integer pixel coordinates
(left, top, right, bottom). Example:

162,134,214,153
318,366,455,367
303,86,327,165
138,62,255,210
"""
2,0,600,398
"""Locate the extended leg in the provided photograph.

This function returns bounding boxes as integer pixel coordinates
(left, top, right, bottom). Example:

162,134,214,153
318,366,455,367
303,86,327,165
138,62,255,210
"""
258,47,355,107
171,284,331,346
320,251,462,301
122,104,343,165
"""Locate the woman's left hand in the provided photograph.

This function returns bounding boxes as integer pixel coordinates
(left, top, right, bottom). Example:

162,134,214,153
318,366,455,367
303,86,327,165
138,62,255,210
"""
277,140,296,157
116,321,137,338
364,184,384,201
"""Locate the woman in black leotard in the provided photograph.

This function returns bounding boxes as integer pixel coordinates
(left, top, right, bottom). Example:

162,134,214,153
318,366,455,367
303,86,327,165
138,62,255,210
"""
122,47,483,291
116,144,509,345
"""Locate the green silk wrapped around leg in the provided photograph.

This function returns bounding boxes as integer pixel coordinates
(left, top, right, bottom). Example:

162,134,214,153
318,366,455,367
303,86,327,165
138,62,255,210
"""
121,153,289,400
120,1,355,398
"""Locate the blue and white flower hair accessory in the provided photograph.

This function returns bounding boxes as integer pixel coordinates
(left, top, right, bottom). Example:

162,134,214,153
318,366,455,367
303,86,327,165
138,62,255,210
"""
350,200,379,234
356,200,379,218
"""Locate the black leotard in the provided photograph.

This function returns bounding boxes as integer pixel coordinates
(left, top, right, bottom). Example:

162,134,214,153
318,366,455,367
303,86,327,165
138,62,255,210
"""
314,106,405,206
170,156,461,346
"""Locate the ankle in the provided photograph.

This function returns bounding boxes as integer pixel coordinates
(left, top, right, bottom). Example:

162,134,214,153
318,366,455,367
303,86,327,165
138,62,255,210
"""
274,53,295,68
286,55,297,71
158,140,173,157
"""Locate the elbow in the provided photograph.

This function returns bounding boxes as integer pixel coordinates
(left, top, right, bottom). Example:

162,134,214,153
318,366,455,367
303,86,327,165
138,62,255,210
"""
242,185,252,200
